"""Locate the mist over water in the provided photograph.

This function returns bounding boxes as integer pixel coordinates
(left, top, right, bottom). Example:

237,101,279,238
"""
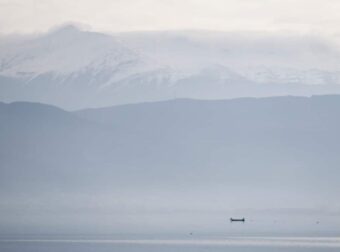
1,97,340,239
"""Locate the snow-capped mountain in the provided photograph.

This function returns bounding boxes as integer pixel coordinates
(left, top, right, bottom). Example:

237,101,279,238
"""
1,25,340,109
0,25,153,82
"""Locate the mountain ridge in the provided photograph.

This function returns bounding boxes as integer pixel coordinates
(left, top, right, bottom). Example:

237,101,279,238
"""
1,95,340,234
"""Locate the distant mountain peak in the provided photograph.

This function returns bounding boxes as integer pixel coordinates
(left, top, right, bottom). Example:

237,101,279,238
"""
49,24,82,34
45,24,88,40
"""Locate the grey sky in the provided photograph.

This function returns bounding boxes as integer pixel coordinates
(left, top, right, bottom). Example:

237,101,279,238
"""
1,0,340,35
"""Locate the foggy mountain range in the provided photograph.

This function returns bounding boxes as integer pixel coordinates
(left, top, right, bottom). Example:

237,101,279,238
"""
1,25,340,109
1,95,340,234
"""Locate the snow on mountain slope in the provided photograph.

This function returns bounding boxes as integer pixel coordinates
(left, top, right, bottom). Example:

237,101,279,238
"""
233,66,340,85
0,25,153,83
1,25,340,109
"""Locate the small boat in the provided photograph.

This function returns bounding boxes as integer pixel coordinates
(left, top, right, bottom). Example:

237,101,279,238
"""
230,218,245,222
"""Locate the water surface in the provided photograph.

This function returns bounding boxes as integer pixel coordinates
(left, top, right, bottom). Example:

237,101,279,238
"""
1,236,340,252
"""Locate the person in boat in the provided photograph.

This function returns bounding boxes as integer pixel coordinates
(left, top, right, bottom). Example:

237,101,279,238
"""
230,218,245,222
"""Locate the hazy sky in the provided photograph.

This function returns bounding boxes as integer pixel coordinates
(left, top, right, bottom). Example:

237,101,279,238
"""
1,0,340,35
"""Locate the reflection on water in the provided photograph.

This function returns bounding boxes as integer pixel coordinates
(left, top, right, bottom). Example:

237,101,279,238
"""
1,237,340,252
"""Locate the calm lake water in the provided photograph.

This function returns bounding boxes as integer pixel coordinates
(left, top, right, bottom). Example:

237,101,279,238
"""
1,237,340,252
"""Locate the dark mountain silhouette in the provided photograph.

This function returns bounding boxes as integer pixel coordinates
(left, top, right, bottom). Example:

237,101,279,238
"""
1,95,340,234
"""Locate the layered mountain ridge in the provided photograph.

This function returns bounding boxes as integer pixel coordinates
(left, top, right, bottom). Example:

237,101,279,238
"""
1,95,340,234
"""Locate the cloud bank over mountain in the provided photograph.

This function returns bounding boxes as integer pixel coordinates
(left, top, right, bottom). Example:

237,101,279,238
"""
1,0,340,35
